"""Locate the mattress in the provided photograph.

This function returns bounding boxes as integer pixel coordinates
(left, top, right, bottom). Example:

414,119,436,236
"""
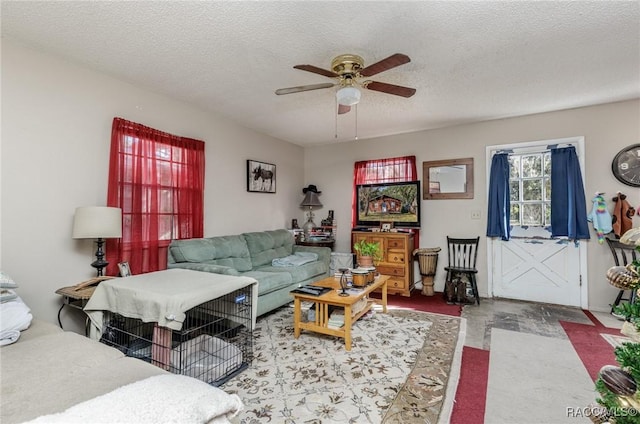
1,325,164,423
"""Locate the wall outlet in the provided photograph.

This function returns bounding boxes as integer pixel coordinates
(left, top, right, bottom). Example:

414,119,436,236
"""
471,210,481,220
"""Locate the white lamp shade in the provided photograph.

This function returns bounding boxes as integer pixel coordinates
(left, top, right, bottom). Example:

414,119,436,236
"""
336,86,361,106
72,206,122,239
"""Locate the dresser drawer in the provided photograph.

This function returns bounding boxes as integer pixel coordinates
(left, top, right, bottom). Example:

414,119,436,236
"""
387,238,406,249
387,278,407,290
386,252,405,264
377,265,405,277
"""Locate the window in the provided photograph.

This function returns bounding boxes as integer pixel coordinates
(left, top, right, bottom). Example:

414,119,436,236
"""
353,156,417,185
509,152,551,227
106,118,205,275
487,136,589,241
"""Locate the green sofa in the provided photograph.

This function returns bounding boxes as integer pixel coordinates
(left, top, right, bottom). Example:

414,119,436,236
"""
167,229,330,317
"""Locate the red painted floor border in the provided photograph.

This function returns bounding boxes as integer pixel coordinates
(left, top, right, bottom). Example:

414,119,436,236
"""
450,346,489,424
560,311,621,381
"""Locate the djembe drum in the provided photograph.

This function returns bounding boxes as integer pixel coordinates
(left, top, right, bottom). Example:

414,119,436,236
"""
413,247,441,296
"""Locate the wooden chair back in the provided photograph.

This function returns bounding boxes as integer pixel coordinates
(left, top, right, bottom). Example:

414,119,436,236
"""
446,236,480,271
606,237,638,267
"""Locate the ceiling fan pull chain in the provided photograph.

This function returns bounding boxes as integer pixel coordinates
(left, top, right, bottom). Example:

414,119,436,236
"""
355,104,358,140
335,99,339,139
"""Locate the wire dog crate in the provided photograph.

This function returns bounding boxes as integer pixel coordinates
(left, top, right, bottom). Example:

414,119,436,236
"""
99,285,253,386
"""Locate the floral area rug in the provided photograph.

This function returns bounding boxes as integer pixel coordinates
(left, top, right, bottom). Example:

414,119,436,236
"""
222,305,463,423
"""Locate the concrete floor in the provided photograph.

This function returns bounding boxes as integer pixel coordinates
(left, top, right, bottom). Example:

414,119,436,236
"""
460,298,627,424
462,298,593,350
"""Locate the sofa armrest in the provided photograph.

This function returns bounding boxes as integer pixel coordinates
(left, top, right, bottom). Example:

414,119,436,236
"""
293,245,331,265
167,263,240,276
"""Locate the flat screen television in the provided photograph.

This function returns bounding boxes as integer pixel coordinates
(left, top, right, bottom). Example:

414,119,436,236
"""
355,180,421,228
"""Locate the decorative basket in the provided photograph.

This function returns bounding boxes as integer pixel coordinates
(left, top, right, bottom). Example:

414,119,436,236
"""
606,266,640,290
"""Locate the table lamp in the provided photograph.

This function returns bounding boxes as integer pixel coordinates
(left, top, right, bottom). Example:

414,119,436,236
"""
300,185,323,236
72,206,122,276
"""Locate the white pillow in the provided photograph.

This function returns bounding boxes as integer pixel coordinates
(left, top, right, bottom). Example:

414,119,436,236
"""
0,271,18,288
0,289,18,303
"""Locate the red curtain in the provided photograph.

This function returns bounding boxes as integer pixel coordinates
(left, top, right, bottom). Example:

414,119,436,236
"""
352,155,419,246
105,118,205,275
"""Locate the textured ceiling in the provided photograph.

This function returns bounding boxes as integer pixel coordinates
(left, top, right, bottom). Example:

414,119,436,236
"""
2,1,639,146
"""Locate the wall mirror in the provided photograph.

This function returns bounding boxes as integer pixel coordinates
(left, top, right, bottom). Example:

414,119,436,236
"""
422,158,474,199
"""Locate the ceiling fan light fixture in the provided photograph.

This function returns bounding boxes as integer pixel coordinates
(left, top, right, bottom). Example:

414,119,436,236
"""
336,86,361,106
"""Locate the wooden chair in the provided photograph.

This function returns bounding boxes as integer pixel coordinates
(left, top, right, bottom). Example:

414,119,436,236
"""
605,237,638,313
444,236,481,305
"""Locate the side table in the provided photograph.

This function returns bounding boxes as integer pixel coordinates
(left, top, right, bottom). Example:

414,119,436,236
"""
296,239,335,250
55,285,97,333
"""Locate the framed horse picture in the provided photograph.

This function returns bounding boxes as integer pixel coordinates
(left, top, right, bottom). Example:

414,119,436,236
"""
247,160,276,193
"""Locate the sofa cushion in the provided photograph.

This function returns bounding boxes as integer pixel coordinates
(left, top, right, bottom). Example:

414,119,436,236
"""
242,230,294,268
238,270,292,296
206,236,253,272
170,239,215,263
256,260,328,284
169,236,252,272
167,262,240,276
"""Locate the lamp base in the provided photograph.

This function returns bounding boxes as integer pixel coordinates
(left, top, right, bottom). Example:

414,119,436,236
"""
302,218,316,235
90,238,108,277
302,209,316,235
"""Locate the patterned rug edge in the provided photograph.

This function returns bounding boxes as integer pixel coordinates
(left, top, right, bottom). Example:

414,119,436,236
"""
379,309,465,424
440,316,466,424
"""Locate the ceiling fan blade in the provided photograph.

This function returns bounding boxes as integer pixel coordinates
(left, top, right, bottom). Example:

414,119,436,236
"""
275,83,335,95
364,81,416,98
338,104,351,115
360,53,411,77
293,64,339,78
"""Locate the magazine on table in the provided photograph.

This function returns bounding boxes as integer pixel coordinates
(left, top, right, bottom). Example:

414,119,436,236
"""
290,285,331,296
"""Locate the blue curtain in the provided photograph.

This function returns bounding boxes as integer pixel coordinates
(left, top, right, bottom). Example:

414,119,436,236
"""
486,153,511,241
550,146,590,240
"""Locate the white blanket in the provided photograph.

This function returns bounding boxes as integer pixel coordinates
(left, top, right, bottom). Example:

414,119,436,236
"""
25,374,243,424
272,251,318,267
0,294,32,346
84,269,258,335
0,330,20,346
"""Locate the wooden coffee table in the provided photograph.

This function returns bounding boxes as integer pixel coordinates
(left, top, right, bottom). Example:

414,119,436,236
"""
291,275,388,350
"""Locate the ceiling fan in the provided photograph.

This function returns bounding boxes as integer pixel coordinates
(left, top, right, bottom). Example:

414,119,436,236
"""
275,53,416,114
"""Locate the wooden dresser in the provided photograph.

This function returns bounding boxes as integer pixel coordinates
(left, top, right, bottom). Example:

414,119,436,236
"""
351,231,415,296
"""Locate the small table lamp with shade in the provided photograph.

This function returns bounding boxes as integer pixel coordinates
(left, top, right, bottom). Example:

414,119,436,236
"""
300,185,323,236
72,206,122,277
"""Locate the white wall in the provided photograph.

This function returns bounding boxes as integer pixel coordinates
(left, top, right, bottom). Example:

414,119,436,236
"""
1,39,305,332
2,39,637,333
305,99,640,312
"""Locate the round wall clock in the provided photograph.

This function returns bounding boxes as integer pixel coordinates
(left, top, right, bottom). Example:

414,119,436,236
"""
611,144,640,187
